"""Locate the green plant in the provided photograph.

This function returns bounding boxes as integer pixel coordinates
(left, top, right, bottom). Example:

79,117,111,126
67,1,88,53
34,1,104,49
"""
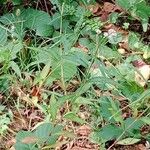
0,105,12,136
116,0,150,32
0,0,150,149
15,123,63,150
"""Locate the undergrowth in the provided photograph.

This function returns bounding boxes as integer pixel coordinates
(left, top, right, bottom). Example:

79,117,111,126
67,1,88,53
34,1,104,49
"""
0,0,150,150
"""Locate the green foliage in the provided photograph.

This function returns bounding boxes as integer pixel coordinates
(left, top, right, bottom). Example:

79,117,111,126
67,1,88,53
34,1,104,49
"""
0,8,54,41
116,0,150,32
15,123,63,150
0,0,149,149
116,138,141,145
0,105,12,135
64,112,86,124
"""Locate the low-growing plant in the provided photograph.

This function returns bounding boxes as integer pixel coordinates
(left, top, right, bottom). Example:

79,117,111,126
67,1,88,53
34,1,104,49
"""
0,0,150,149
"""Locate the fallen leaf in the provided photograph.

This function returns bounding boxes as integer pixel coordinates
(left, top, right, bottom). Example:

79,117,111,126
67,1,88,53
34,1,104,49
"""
30,86,41,98
100,11,110,21
76,125,91,136
138,144,147,150
88,4,101,14
103,2,115,13
0,93,3,100
118,48,126,54
132,60,150,87
71,147,94,150
10,147,15,150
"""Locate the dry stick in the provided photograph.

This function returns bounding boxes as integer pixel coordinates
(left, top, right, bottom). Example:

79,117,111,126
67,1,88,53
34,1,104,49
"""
59,3,66,94
107,107,150,150
44,0,49,14
36,0,40,10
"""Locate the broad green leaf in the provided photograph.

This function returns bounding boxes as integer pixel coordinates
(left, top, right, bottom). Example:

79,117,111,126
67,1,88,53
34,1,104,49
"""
78,38,90,47
15,142,38,150
0,77,9,92
64,112,86,124
21,8,53,37
0,42,23,62
124,118,143,134
116,0,131,10
7,42,23,60
33,123,63,145
61,33,79,52
117,63,135,80
34,123,53,141
36,24,54,37
0,13,15,25
75,82,91,96
15,131,37,150
51,59,77,80
0,8,54,37
50,13,61,30
99,124,123,142
64,47,89,67
118,81,144,101
99,45,120,59
117,138,141,145
15,123,62,150
109,98,123,123
98,96,122,123
46,124,63,145
128,32,140,50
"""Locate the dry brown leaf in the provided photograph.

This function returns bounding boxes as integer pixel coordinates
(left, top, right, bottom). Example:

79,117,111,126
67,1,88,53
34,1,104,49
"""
103,23,130,50
104,24,128,35
103,2,115,12
100,10,109,21
30,86,41,99
76,125,91,136
71,147,94,150
138,144,147,150
132,60,150,87
10,147,16,150
101,2,122,21
88,2,122,21
88,4,101,14
6,138,16,149
77,45,88,53
0,93,3,100
118,48,126,54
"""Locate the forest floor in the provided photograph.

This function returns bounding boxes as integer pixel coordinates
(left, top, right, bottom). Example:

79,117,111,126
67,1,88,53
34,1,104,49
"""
0,0,150,150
